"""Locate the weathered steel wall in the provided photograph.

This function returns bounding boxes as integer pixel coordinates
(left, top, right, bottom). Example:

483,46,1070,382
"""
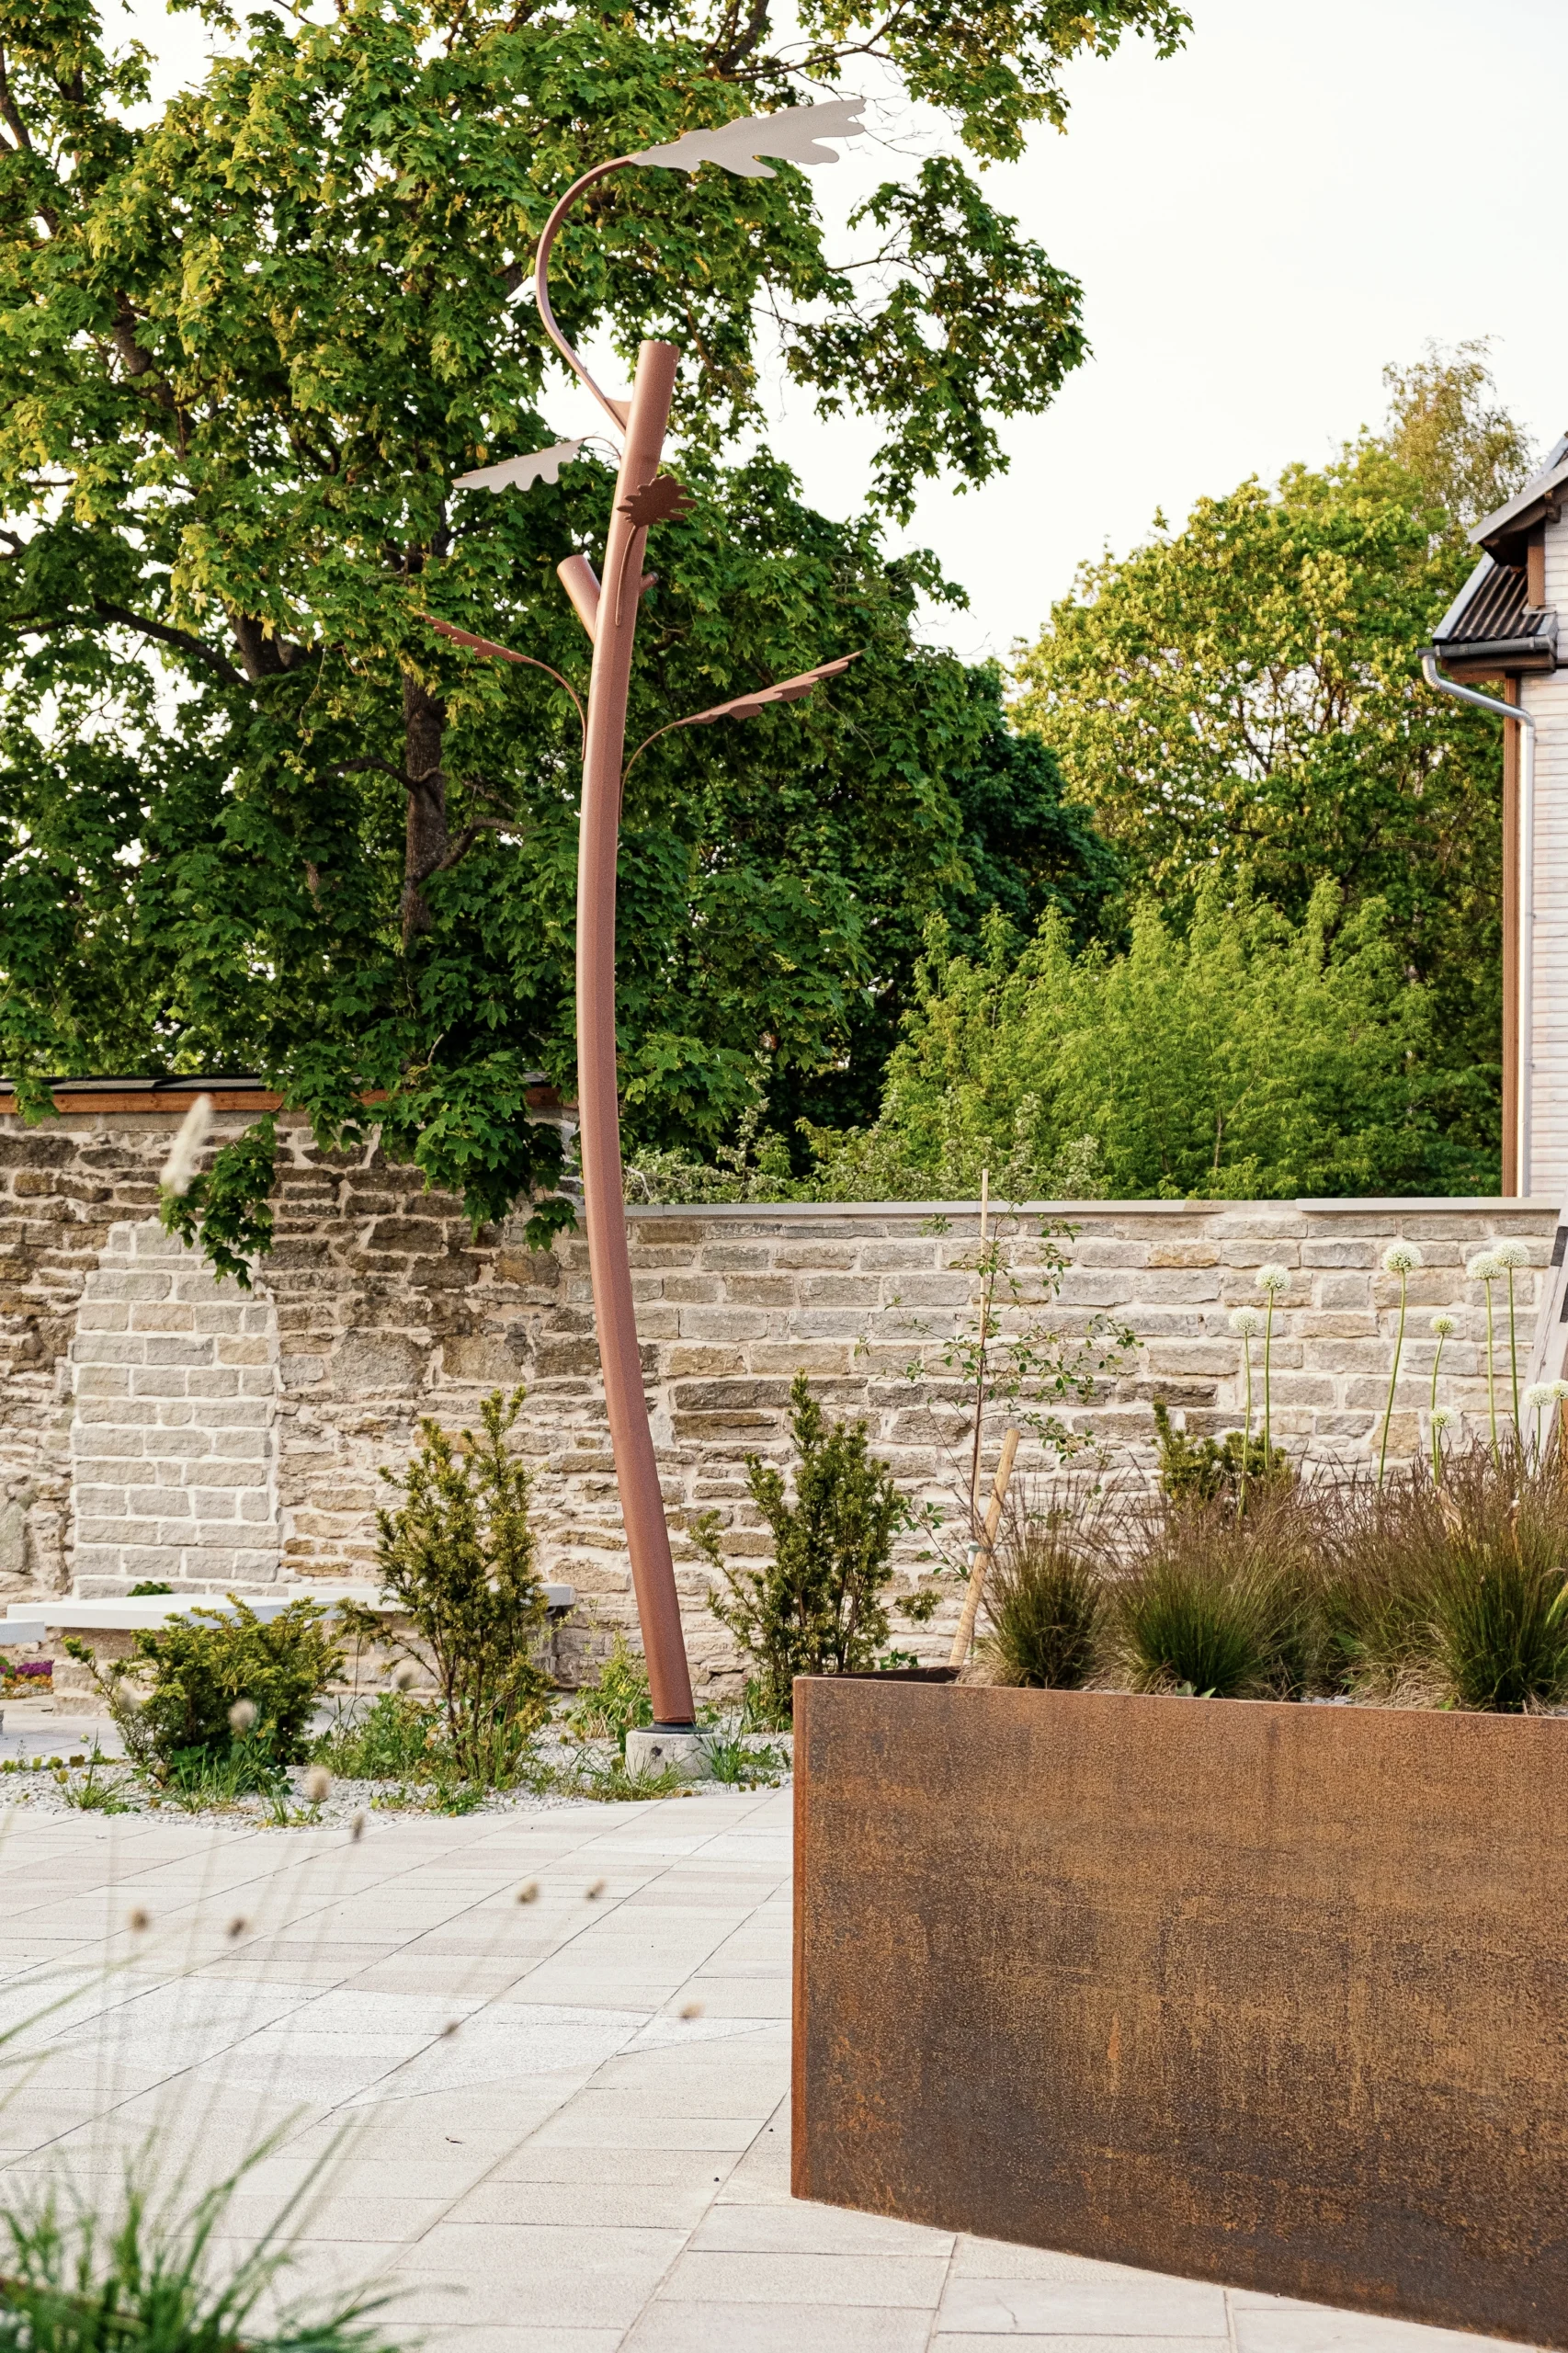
793,1680,1568,2346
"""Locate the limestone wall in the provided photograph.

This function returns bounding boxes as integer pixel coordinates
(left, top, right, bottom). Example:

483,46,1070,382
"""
0,1102,1555,1690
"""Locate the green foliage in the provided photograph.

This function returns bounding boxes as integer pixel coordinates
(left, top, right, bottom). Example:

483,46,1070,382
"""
158,1120,278,1290
0,2159,393,2353
982,1526,1103,1688
1151,1400,1288,1507
840,884,1473,1200
699,1730,789,1786
0,0,1176,1267
702,1374,910,1722
565,1635,653,1756
64,1599,342,1781
1114,1491,1318,1700
1323,1448,1568,1711
1012,356,1539,1162
903,1212,1131,1506
374,1389,551,1782
311,1693,441,1783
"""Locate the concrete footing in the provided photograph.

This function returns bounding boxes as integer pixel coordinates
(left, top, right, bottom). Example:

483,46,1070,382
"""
626,1726,711,1781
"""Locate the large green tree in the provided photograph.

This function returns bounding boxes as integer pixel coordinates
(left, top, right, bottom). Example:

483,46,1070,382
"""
1012,353,1535,1142
0,0,1183,1263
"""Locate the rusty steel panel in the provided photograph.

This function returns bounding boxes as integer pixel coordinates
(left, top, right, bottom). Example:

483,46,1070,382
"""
792,1680,1568,2346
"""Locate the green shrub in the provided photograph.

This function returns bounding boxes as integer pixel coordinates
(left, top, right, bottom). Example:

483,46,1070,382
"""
1113,1490,1319,1699
1432,1551,1568,1712
66,1598,342,1781
1319,1448,1568,1709
372,1387,551,1783
700,1374,910,1724
983,1525,1104,1688
1151,1400,1288,1508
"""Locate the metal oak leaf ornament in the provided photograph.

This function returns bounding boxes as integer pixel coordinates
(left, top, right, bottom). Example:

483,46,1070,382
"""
631,98,869,180
453,438,584,493
618,475,696,526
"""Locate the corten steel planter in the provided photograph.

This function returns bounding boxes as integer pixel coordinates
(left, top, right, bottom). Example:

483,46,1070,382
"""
792,1678,1568,2347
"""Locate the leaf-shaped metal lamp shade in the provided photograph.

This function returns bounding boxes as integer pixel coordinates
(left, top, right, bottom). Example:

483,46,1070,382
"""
453,438,584,493
682,652,860,725
630,97,868,181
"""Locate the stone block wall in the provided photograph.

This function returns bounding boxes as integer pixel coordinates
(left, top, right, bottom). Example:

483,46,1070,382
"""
0,1101,1557,1688
70,1221,280,1594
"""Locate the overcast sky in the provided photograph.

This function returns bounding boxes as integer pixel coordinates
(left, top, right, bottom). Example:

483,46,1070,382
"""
118,0,1564,665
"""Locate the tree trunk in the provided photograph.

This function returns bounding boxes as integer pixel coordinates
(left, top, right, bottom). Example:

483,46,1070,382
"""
402,669,448,940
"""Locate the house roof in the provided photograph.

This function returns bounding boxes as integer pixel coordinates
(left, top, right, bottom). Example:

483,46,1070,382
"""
1471,432,1568,561
1430,551,1558,672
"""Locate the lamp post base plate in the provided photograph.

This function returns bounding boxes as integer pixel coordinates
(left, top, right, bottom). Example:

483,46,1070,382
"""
626,1726,711,1782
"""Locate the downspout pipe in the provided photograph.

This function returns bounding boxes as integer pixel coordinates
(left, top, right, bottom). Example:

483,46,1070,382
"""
1422,651,1537,1195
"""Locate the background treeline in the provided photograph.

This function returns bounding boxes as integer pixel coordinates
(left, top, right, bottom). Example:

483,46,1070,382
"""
636,344,1529,1204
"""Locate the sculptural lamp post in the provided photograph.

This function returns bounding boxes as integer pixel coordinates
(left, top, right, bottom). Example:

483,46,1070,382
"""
434,100,867,1728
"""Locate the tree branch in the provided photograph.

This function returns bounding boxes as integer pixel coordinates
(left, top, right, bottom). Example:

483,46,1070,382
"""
410,816,520,885
92,600,244,686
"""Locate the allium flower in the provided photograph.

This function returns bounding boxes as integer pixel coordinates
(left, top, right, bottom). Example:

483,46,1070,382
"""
1428,1405,1458,1433
1467,1251,1503,1283
1491,1239,1532,1269
1524,1383,1556,1413
228,1698,257,1734
1551,1381,1568,1404
1229,1306,1264,1337
158,1092,214,1198
303,1766,332,1805
1429,1312,1456,1337
1256,1263,1291,1296
1382,1241,1423,1275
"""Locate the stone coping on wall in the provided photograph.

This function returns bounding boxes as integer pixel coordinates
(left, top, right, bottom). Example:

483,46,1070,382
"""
623,1196,1563,1220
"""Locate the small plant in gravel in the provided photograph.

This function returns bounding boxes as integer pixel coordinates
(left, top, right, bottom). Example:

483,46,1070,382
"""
369,1387,552,1786
64,1598,342,1790
699,1374,912,1725
565,1635,653,1754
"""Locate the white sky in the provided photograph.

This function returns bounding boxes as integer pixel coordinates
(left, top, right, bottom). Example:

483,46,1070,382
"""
115,0,1564,665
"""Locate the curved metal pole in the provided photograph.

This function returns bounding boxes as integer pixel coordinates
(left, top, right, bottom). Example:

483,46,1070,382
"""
537,161,697,1724
534,161,639,441
575,338,696,1728
1423,651,1537,1196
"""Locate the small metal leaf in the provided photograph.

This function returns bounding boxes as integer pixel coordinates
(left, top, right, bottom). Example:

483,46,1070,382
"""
631,98,868,182
618,476,697,526
683,652,861,725
453,438,584,493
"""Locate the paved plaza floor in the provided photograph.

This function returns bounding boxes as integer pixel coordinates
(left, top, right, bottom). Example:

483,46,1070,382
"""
0,1787,1535,2353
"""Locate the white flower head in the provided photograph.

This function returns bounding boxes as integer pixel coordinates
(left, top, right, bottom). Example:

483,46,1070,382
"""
1491,1238,1531,1269
1467,1251,1504,1283
1551,1381,1568,1404
1524,1383,1556,1413
303,1766,332,1806
1429,1312,1456,1337
1229,1306,1264,1337
159,1093,214,1198
1256,1263,1291,1297
1429,1405,1458,1433
1382,1241,1423,1275
228,1698,257,1734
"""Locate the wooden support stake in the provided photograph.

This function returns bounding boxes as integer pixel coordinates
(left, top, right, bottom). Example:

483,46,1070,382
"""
949,1426,1020,1669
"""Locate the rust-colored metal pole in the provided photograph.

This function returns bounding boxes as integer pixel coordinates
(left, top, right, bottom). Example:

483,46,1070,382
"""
576,338,696,1727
